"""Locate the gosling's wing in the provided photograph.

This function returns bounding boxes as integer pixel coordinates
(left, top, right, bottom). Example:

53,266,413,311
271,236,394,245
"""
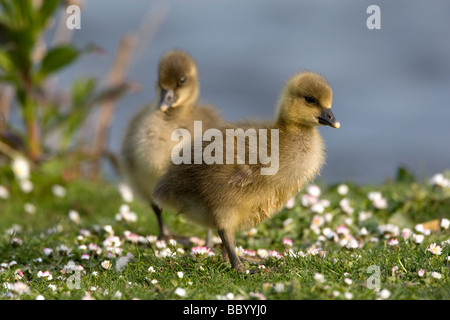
227,164,258,188
193,104,223,128
222,122,273,188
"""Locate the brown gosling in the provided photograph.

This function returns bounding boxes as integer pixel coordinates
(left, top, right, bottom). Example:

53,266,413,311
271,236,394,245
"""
152,71,340,272
121,50,222,245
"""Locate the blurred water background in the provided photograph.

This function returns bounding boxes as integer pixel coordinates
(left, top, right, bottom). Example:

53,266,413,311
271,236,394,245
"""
45,0,450,185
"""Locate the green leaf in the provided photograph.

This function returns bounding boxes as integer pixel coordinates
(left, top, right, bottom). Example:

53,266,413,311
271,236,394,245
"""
88,82,133,106
0,50,13,74
38,0,60,28
395,166,415,183
37,45,79,81
71,77,97,107
0,50,20,83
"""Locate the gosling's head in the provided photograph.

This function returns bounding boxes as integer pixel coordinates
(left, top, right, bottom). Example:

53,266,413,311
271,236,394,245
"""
156,50,199,112
277,71,340,129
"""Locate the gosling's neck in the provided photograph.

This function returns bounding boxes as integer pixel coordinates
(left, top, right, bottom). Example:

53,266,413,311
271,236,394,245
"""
161,101,194,120
276,122,325,187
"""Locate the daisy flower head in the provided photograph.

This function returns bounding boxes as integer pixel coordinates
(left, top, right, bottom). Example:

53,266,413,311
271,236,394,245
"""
387,238,399,247
8,282,30,296
101,260,112,270
257,249,268,258
359,227,369,236
427,243,443,255
11,237,23,247
429,173,450,188
412,234,424,244
103,225,115,236
118,183,134,203
267,250,283,259
307,184,321,198
414,224,431,236
37,270,53,280
56,244,71,256
115,204,137,222
336,224,350,236
12,156,30,181
114,290,123,299
311,202,325,213
301,194,318,207
339,198,354,214
358,211,372,222
155,240,167,250
68,210,80,224
310,215,325,230
103,236,121,249
378,224,399,237
52,185,67,198
246,228,258,237
191,246,214,257
313,273,325,283
0,185,10,199
346,238,359,250
283,218,294,228
20,180,33,193
401,228,413,240
14,269,24,280
367,191,382,202
344,292,353,300
285,197,295,209
274,283,285,293
43,248,53,256
282,238,293,248
441,218,450,230
307,247,320,256
377,289,391,300
431,271,442,279
337,184,349,196
24,203,36,214
323,227,338,241
123,230,140,243
368,191,388,209
174,287,187,297
391,266,399,276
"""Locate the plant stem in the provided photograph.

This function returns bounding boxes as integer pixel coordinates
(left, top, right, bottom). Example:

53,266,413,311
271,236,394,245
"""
21,75,42,162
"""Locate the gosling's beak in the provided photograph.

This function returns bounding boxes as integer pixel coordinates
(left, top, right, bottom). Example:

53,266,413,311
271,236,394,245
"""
318,108,340,129
159,89,177,112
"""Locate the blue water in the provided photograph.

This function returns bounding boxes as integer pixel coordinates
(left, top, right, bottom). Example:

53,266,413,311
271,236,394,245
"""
55,0,450,184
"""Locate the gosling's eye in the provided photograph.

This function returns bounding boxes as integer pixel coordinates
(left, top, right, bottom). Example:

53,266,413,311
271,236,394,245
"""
304,96,317,104
177,77,187,86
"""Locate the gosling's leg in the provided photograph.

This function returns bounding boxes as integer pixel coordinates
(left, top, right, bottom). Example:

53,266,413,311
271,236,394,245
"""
151,202,191,246
205,229,213,248
218,228,246,273
151,202,172,240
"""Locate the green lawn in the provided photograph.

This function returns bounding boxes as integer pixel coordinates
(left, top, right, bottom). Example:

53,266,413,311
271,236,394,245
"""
0,166,449,300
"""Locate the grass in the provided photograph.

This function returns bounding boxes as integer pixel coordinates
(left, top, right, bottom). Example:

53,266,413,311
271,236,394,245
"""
0,166,449,300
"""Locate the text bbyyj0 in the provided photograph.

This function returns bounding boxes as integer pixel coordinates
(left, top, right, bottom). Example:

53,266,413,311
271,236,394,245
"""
171,121,280,175
183,303,267,317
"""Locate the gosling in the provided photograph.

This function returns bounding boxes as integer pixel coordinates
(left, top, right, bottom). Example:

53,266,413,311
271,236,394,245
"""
152,71,340,272
121,50,222,244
